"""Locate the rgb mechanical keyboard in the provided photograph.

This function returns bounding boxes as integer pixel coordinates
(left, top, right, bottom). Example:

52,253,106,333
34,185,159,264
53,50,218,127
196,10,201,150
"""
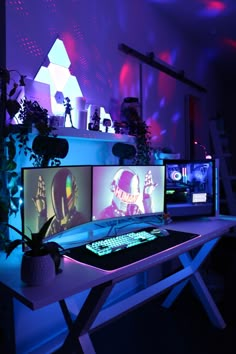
86,230,157,256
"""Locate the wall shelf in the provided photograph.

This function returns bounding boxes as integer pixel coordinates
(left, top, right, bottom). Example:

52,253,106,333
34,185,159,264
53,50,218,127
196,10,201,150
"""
55,128,135,143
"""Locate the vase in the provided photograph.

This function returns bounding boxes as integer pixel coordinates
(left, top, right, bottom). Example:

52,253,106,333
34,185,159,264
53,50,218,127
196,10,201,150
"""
21,253,56,286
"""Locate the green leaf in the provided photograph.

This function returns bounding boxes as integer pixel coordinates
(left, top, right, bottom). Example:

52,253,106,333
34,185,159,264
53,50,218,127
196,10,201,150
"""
5,160,17,171
38,215,55,238
5,239,23,258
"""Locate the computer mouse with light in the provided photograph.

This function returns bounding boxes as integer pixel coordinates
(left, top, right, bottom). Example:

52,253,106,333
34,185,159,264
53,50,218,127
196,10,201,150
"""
151,228,170,237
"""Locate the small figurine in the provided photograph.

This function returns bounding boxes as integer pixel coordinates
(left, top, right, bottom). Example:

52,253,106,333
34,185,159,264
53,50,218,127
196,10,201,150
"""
88,108,101,131
64,97,74,128
103,118,111,133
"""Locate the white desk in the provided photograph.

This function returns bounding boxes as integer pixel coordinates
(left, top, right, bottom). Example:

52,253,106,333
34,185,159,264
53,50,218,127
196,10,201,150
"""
1,215,236,353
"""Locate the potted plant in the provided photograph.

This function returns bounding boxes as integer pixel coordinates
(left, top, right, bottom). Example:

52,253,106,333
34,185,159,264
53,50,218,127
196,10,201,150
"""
0,98,62,233
3,215,65,286
8,97,62,167
0,69,64,251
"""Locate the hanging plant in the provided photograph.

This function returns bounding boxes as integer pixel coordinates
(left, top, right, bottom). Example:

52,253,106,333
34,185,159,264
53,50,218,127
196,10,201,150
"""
7,98,61,167
17,98,50,133
119,106,153,165
0,97,61,232
0,69,62,247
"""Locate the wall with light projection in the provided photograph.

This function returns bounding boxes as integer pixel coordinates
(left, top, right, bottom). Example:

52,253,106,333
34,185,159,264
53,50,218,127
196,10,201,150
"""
6,0,214,156
4,2,218,352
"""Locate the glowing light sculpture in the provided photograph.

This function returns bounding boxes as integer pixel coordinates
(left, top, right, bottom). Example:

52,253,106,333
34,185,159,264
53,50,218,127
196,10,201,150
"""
34,38,83,127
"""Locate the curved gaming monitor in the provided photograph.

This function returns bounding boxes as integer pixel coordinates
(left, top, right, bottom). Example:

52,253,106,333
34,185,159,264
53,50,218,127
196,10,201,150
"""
21,165,92,240
164,159,218,218
92,165,166,226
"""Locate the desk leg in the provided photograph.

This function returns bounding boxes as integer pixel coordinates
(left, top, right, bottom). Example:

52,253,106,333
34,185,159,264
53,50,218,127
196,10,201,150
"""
162,278,190,308
56,280,113,354
59,299,74,330
189,271,226,329
162,238,226,329
0,285,16,354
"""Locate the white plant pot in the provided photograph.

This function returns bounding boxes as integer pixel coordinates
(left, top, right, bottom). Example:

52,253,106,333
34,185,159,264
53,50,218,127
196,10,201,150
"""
21,253,56,286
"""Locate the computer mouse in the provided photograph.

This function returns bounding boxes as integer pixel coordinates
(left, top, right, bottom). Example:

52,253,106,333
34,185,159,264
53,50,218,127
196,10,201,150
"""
151,228,170,237
160,229,170,236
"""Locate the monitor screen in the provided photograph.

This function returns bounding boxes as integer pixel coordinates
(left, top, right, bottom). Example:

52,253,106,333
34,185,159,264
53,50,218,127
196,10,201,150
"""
92,165,165,224
164,159,217,218
21,165,92,240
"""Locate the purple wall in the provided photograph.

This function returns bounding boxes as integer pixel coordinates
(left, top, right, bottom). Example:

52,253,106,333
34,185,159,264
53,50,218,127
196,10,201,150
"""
6,0,215,158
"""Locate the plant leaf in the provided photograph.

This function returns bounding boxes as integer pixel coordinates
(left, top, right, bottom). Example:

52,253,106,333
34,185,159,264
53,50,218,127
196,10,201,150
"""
5,223,25,237
5,223,32,244
38,215,55,238
5,239,23,258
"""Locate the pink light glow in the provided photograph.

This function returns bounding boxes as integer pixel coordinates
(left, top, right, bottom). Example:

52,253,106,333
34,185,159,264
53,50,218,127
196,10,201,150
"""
223,38,236,49
206,1,226,12
119,61,138,97
120,62,132,86
200,1,226,16
157,51,176,103
61,32,79,63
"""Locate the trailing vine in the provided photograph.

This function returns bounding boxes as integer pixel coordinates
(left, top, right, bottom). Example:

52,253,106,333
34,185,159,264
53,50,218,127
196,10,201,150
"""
1,99,61,220
119,105,153,165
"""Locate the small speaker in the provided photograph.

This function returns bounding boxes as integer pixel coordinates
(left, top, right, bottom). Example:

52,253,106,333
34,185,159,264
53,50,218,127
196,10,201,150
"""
32,135,69,166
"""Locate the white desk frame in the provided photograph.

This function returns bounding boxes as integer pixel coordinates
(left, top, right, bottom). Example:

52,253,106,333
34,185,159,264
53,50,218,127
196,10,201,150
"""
1,215,236,354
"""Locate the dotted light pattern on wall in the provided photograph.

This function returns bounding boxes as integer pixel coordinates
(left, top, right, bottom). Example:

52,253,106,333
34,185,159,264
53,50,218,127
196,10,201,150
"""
17,35,43,57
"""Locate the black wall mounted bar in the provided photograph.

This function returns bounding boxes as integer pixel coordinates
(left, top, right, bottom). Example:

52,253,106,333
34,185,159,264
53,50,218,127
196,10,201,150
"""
118,43,207,93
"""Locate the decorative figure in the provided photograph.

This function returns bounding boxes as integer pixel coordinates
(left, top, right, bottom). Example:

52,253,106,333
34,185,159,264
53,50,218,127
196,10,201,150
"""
103,118,111,133
64,97,74,128
88,108,101,131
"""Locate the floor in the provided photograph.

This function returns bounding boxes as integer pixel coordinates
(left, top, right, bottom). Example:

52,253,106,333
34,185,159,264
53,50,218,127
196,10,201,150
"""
90,237,236,354
91,290,236,354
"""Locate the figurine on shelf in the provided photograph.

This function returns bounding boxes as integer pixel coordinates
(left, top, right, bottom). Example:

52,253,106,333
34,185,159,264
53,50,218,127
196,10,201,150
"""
64,97,74,128
88,108,101,131
103,118,111,133
113,120,127,134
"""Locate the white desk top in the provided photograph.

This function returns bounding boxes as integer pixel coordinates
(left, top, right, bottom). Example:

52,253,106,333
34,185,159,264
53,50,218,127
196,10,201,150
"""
1,215,236,310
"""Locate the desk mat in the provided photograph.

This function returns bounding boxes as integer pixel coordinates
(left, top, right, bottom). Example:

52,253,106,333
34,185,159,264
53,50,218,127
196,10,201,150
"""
65,228,199,271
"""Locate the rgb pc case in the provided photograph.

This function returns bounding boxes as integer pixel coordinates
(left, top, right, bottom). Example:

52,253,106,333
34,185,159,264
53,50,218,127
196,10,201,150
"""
164,159,218,218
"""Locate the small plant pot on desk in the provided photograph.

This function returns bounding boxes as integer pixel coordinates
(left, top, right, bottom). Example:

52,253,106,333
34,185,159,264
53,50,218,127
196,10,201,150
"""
21,252,56,286
2,215,65,287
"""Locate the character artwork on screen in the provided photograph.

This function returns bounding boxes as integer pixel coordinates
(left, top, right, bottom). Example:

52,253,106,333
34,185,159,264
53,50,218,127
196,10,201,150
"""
22,166,92,239
92,165,165,222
